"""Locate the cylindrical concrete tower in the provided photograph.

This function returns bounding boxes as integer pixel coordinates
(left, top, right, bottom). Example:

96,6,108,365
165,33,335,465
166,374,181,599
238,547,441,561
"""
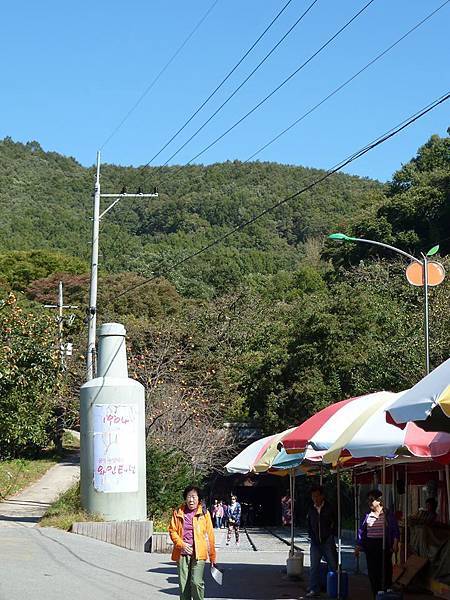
80,323,147,520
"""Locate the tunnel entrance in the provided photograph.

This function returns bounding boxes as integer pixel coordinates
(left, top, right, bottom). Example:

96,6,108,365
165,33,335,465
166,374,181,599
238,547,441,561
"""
205,472,288,527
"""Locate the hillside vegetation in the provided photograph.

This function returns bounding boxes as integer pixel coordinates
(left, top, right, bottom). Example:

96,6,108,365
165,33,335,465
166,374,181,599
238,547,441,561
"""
1,130,449,517
0,136,380,297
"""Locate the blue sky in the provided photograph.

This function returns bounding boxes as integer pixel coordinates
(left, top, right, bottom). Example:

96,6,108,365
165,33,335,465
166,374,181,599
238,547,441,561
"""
1,0,448,181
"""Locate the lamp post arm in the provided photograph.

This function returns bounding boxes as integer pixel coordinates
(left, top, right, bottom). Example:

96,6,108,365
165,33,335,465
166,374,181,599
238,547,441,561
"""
421,252,430,375
347,237,421,264
329,232,433,376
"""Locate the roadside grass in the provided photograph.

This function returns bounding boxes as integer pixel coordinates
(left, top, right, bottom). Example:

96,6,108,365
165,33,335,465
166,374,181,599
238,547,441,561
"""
152,513,170,532
40,482,103,530
0,430,80,500
0,456,58,499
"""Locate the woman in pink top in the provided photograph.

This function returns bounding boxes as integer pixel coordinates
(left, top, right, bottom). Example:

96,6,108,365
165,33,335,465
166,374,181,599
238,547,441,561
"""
355,489,399,598
169,486,216,600
215,501,224,528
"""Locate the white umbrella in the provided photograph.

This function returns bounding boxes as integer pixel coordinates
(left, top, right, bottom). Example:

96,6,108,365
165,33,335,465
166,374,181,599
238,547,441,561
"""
387,358,450,433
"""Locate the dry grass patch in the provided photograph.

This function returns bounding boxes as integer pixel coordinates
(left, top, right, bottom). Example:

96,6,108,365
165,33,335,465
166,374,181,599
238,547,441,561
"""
40,482,103,530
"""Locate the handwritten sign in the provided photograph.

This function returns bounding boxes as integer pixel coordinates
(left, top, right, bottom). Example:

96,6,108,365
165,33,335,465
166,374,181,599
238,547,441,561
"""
93,404,138,493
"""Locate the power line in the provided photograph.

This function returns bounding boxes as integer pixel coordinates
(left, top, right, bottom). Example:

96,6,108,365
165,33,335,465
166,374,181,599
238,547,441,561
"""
97,0,296,262
244,0,450,162
114,90,450,301
139,0,447,205
99,0,220,151
149,0,376,183
142,0,317,171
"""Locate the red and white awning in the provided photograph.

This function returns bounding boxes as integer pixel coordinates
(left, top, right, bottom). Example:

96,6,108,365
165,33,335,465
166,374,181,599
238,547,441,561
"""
281,391,450,464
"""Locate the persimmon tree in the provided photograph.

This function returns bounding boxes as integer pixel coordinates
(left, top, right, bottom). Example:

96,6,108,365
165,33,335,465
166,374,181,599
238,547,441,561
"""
0,293,61,457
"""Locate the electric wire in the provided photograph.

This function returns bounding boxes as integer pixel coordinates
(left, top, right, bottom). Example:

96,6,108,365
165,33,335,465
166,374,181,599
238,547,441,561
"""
114,90,450,301
99,0,220,151
97,0,296,260
100,0,447,280
142,0,317,170
142,0,297,168
243,0,450,163
148,0,376,183
140,0,447,205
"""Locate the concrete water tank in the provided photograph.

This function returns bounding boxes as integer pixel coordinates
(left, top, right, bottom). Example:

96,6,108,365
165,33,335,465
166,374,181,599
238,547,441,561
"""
80,323,147,520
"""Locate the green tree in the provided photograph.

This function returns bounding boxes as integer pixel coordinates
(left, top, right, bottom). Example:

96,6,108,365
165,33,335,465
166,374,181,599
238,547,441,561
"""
0,294,61,457
245,259,450,433
0,250,87,291
326,131,450,266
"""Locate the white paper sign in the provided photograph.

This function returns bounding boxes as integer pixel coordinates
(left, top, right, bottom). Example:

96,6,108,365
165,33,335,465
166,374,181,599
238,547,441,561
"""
93,404,138,493
211,565,223,586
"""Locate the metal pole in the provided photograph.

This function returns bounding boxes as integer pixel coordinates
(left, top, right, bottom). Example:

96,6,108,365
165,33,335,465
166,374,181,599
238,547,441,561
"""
331,235,436,377
422,253,430,375
404,466,408,564
392,465,398,568
290,469,295,556
392,465,396,512
354,475,360,573
329,234,420,264
44,282,77,371
445,464,450,524
337,463,342,599
382,457,386,592
58,281,64,369
86,151,101,380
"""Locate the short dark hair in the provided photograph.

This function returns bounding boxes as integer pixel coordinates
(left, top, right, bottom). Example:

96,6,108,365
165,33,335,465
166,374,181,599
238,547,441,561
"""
367,489,383,502
311,485,324,495
183,485,202,500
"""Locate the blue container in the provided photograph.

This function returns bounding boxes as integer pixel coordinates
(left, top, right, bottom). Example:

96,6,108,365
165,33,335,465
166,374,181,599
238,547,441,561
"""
326,570,349,599
375,592,403,599
319,562,328,590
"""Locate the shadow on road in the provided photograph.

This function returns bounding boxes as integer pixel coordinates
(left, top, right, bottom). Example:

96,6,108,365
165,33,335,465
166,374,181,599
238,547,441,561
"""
149,560,304,599
0,514,40,523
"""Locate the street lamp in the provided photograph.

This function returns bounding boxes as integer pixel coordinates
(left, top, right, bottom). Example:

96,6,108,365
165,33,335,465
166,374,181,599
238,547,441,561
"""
328,233,445,375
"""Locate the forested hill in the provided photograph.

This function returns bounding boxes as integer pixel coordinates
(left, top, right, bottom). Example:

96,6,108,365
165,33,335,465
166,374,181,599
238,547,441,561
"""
0,137,381,297
2,131,450,485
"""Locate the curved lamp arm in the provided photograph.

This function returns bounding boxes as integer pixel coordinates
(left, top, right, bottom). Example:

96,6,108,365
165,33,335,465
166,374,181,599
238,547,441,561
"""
328,233,421,264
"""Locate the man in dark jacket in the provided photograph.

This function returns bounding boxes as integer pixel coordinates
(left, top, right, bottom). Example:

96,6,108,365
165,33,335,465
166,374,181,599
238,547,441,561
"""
306,485,338,598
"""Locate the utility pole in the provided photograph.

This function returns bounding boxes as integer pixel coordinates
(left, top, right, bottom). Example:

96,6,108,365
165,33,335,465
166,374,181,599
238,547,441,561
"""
86,150,159,380
45,280,78,370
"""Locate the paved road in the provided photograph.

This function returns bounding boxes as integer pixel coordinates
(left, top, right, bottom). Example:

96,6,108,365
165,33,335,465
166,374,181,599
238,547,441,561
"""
0,523,435,600
264,527,367,575
0,457,431,600
0,525,304,600
0,453,80,527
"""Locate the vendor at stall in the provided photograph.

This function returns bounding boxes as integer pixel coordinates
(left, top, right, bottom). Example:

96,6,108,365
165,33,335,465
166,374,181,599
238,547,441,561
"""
412,497,438,524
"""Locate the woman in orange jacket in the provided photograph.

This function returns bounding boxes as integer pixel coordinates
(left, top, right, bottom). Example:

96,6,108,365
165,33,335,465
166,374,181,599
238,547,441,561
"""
169,485,217,600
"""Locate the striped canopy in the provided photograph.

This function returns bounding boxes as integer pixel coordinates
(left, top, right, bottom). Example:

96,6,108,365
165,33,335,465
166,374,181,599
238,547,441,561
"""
387,358,450,433
225,428,305,474
281,391,450,464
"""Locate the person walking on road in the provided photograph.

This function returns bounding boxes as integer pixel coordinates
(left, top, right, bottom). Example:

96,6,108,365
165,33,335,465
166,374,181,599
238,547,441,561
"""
169,485,217,600
222,500,229,529
226,494,241,546
213,500,223,529
212,499,219,528
355,489,399,598
306,485,338,598
281,491,292,526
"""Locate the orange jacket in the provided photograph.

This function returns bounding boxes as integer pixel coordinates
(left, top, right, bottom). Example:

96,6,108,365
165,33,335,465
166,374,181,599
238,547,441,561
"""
169,503,216,562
